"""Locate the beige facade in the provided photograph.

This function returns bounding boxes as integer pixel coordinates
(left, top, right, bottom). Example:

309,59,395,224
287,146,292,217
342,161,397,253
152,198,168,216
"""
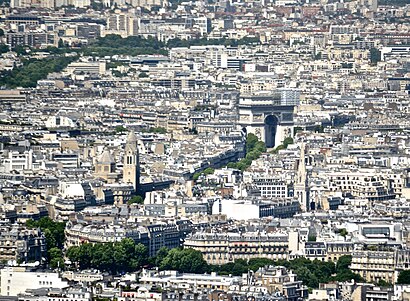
326,242,354,262
94,149,118,183
350,250,396,284
184,232,288,265
123,132,140,192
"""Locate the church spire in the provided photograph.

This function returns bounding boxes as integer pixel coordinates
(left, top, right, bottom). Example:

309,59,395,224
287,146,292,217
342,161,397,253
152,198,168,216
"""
295,143,308,212
127,131,138,146
297,142,306,183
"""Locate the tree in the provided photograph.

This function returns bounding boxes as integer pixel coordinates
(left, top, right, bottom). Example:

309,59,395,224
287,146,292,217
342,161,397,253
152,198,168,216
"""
0,55,78,88
377,279,392,287
128,195,144,205
203,168,215,175
333,269,363,282
254,141,266,153
283,137,294,148
139,72,148,78
236,161,249,171
226,162,237,169
333,255,363,282
336,255,352,273
82,35,168,57
246,150,261,161
13,45,27,56
115,125,127,133
148,127,167,134
308,235,317,241
397,270,410,284
193,173,201,181
339,228,348,237
58,39,65,48
206,256,362,289
26,217,66,250
166,37,260,49
0,44,9,54
246,133,259,152
66,239,148,274
26,218,66,266
296,266,319,288
154,247,169,267
272,144,285,154
231,261,248,275
0,29,4,37
248,258,275,271
222,134,266,173
49,247,64,269
159,248,208,274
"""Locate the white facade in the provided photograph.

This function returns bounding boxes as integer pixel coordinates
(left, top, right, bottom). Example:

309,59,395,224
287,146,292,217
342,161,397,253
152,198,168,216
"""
0,267,68,296
65,61,106,76
139,269,240,290
45,116,76,128
381,46,410,61
194,17,210,36
1,150,34,173
212,199,260,220
252,176,289,198
59,182,85,198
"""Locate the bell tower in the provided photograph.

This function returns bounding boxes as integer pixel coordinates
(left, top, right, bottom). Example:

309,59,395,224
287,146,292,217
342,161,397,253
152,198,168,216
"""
123,131,140,192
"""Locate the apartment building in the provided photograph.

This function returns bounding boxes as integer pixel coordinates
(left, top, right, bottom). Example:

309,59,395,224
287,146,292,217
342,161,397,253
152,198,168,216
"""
0,150,34,173
105,13,139,37
255,266,308,300
211,198,300,220
252,175,290,199
327,170,396,202
139,269,241,291
184,231,288,265
350,249,410,284
0,223,46,263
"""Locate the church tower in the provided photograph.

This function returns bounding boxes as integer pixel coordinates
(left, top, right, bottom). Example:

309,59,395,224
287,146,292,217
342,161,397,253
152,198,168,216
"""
123,131,140,192
294,143,309,212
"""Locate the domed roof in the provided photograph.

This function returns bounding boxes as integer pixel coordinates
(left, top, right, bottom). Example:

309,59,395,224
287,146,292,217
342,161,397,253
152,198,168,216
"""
97,149,114,164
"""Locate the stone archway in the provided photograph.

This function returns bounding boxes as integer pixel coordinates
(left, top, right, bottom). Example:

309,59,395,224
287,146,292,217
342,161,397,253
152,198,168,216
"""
264,115,278,148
